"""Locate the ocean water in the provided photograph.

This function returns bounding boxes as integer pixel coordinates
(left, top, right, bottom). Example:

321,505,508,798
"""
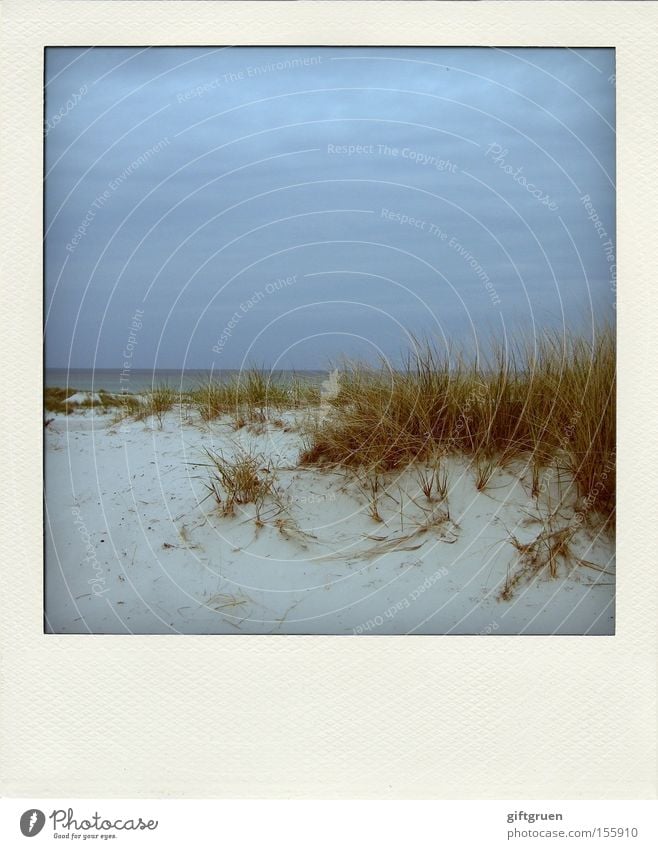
45,368,327,394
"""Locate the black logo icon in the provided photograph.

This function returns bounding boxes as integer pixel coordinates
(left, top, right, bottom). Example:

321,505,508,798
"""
20,809,45,837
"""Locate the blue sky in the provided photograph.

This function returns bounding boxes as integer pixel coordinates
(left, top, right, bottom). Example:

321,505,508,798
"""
44,47,615,370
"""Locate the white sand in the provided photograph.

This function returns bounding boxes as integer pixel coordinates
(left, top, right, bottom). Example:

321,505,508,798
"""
45,408,615,634
64,391,102,404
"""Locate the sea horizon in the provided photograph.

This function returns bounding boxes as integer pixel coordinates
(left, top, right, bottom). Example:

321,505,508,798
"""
45,367,329,393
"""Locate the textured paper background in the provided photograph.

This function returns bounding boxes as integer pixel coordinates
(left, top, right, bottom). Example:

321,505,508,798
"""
0,1,656,799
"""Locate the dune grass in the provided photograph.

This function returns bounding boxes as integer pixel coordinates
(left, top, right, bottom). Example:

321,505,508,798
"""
301,327,615,524
44,387,130,414
501,524,577,601
199,446,276,517
133,384,177,427
190,369,321,424
46,370,321,428
44,386,76,414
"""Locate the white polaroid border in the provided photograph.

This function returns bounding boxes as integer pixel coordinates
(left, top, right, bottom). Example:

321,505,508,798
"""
0,1,656,799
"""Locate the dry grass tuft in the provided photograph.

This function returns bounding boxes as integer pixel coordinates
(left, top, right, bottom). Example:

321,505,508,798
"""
415,459,450,503
45,386,152,419
500,524,577,601
190,370,321,424
200,446,275,517
44,386,76,414
474,454,497,492
359,473,383,523
110,393,142,422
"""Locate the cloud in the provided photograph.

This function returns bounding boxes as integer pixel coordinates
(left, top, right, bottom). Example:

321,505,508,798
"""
45,46,615,369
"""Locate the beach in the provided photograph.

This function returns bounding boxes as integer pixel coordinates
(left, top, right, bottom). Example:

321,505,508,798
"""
45,401,615,635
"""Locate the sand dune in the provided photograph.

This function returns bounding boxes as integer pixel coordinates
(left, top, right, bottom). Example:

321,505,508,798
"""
44,407,615,635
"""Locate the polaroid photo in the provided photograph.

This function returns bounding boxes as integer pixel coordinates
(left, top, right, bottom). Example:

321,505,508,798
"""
42,42,616,636
1,0,656,812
